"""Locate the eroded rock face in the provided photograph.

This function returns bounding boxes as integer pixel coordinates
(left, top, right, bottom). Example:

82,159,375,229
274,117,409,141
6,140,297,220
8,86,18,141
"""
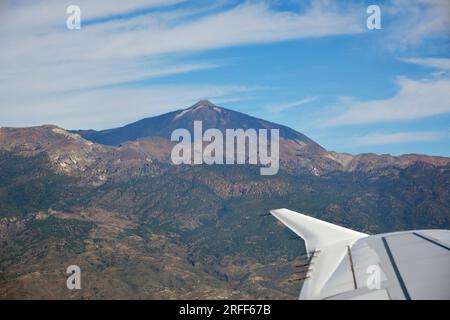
0,125,168,186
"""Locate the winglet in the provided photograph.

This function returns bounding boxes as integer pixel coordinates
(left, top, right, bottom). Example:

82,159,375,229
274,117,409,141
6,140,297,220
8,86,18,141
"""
270,208,368,253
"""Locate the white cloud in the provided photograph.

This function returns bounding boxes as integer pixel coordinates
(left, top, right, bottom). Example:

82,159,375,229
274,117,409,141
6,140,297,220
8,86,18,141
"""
384,0,450,50
401,57,450,71
353,131,445,146
0,1,363,129
323,77,450,126
268,96,316,112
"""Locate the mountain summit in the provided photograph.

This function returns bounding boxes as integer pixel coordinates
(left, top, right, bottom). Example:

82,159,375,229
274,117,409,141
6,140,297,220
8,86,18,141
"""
190,99,218,108
73,100,322,149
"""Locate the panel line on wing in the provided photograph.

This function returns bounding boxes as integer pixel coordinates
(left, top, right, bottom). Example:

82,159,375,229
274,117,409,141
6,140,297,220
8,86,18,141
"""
347,246,357,290
382,237,411,300
412,232,450,251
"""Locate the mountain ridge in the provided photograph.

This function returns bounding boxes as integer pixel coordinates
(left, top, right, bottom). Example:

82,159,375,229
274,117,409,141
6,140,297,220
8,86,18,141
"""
2,100,449,178
68,100,450,174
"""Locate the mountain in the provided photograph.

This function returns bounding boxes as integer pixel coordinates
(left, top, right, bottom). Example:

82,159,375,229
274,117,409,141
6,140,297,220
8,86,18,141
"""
73,100,321,148
72,100,347,176
71,100,450,176
0,100,449,299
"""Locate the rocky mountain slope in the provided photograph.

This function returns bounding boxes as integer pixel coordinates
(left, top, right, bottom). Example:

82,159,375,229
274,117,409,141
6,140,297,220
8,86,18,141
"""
0,100,449,299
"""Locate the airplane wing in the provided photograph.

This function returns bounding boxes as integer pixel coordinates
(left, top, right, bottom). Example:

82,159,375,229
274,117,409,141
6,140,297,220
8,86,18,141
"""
270,208,450,300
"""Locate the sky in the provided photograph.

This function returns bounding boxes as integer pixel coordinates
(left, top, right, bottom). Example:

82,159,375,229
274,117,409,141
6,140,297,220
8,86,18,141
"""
0,0,449,156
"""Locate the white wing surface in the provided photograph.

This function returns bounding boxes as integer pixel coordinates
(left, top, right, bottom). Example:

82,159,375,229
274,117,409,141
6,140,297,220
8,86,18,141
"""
270,208,450,300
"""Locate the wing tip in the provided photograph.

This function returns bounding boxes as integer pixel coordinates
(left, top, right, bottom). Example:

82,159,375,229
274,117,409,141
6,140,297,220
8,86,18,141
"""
269,208,368,249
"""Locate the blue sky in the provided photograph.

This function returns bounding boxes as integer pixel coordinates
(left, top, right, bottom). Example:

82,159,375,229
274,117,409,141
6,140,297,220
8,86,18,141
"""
0,0,449,156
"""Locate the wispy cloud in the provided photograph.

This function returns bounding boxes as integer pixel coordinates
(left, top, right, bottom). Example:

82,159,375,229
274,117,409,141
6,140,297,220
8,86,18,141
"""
268,96,316,112
384,0,450,51
401,57,450,71
322,77,450,126
0,1,363,129
353,131,446,146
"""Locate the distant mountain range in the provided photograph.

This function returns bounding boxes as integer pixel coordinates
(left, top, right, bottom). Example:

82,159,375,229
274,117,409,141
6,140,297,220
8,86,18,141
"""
0,100,449,299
